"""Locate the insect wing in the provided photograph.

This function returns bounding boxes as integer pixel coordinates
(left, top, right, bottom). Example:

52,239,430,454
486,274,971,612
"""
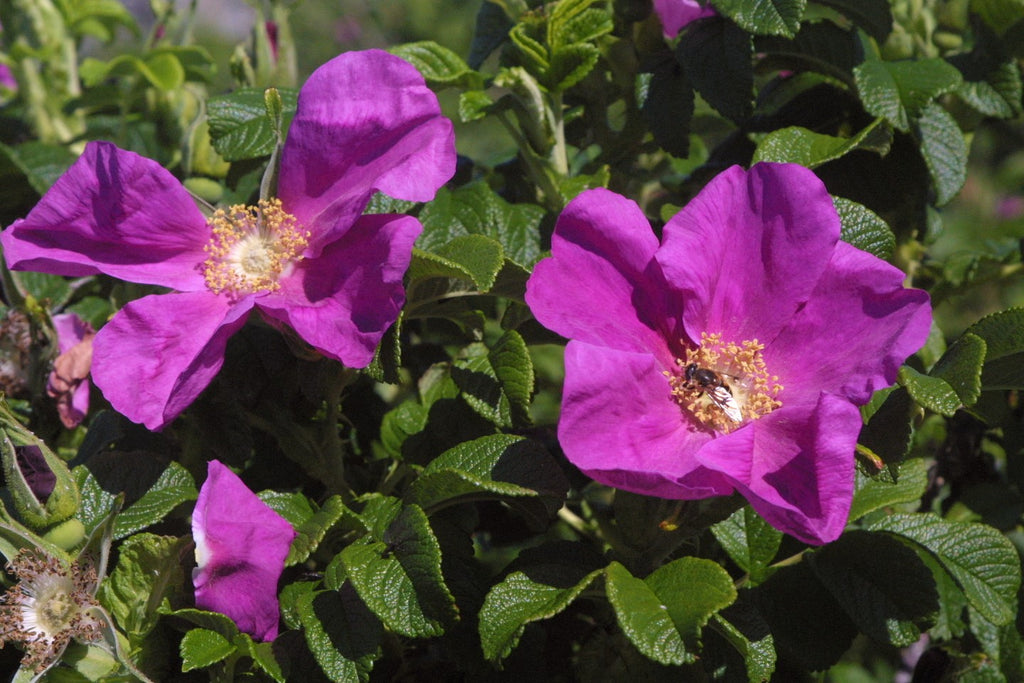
706,385,742,422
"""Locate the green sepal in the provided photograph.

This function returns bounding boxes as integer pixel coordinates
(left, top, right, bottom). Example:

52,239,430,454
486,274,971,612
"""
0,398,79,529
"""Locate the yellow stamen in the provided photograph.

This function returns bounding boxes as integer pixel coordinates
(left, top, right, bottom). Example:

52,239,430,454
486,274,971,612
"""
202,198,310,297
665,332,783,434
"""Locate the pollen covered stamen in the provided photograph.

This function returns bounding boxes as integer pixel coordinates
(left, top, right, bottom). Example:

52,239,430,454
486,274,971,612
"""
202,198,310,297
666,332,783,434
0,550,102,672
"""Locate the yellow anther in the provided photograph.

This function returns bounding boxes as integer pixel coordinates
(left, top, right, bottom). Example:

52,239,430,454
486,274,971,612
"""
202,198,310,297
665,332,783,434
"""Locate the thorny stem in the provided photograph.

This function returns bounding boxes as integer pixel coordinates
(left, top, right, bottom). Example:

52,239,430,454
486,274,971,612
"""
496,110,565,212
549,90,569,177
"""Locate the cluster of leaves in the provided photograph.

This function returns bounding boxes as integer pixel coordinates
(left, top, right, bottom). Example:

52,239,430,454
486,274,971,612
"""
1,0,1024,681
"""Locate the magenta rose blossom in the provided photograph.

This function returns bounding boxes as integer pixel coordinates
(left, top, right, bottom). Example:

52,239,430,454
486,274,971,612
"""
653,0,716,37
192,460,296,641
46,312,95,428
525,163,931,544
1,49,456,430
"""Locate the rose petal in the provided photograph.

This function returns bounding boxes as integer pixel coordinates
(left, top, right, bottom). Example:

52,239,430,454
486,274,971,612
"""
258,214,421,368
658,163,841,345
698,393,859,545
52,313,92,354
653,0,717,37
526,188,677,360
768,241,932,406
91,291,253,430
278,50,455,250
192,460,296,641
559,341,735,499
1,141,209,290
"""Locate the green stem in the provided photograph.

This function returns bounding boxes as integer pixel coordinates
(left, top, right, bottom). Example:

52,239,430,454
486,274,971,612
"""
496,111,564,211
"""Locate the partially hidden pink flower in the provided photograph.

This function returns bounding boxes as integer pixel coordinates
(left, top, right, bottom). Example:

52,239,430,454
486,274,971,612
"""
0,63,15,91
2,49,456,430
653,0,716,38
46,313,94,428
192,460,296,641
525,163,931,545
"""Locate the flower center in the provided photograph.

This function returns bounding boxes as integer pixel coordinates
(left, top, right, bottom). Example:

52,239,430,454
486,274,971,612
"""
202,198,310,297
666,332,783,434
0,550,102,672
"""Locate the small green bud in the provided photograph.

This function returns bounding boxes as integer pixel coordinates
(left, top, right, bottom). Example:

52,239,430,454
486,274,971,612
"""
42,517,86,551
0,400,80,529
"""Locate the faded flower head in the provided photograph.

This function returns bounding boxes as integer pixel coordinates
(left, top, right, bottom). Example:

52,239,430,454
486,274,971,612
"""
0,309,34,397
192,460,296,641
525,163,932,544
46,312,95,428
0,549,102,673
2,49,456,430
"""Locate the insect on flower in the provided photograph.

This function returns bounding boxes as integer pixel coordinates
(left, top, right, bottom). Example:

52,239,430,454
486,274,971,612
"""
682,363,743,423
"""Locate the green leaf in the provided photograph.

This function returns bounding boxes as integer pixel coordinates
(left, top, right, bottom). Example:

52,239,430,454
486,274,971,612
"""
490,330,534,425
406,235,505,303
207,87,298,161
389,41,482,89
753,119,891,168
469,1,514,69
508,23,550,77
239,639,285,683
753,561,858,671
478,541,606,661
73,458,197,540
112,460,198,539
458,90,495,122
548,0,613,48
968,605,1024,681
297,587,382,683
158,604,241,640
339,504,457,637
267,493,348,567
0,141,77,195
972,0,1024,36
418,183,544,268
918,550,969,640
833,196,896,259
930,332,986,407
711,0,806,38
964,308,1024,390
450,332,535,429
807,530,939,646
858,387,914,466
754,21,864,81
812,0,893,43
710,601,777,682
711,506,783,584
898,365,961,417
80,52,184,90
607,558,737,665
854,58,963,131
98,533,187,638
870,513,1021,626
955,60,1024,119
850,457,929,522
605,562,694,666
677,17,753,122
915,102,967,206
406,434,568,522
548,43,601,90
180,629,235,671
638,60,695,158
